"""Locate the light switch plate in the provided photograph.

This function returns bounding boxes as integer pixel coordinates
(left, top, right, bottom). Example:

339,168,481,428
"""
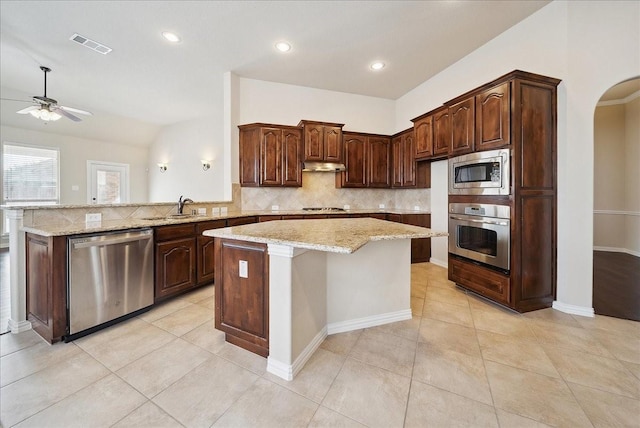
344,204,350,210
414,205,420,211
378,204,385,209
220,207,228,215
239,260,248,278
85,213,102,222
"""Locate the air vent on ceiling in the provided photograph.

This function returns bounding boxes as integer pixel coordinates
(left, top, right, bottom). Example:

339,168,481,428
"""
69,33,112,55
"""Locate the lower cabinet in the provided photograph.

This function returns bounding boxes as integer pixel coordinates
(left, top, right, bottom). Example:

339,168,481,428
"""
449,255,510,305
25,233,67,343
388,213,431,263
214,238,269,357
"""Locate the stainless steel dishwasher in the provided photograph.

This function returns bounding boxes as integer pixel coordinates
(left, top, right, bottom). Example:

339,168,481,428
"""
67,228,154,340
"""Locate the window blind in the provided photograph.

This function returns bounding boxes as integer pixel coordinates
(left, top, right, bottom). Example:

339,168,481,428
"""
2,143,59,203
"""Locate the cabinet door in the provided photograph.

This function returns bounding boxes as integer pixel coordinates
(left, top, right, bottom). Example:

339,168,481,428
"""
303,124,324,161
368,136,390,188
414,115,433,159
401,214,431,263
433,108,450,157
324,126,343,162
282,128,302,186
155,238,196,300
449,97,475,156
215,239,269,357
239,127,260,186
260,128,282,186
402,133,416,187
391,135,403,187
476,82,511,151
196,220,226,286
342,134,367,187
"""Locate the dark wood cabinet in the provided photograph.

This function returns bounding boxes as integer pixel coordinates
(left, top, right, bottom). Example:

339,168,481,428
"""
448,97,475,156
227,216,259,226
215,238,269,357
155,224,197,301
475,82,511,151
239,123,302,187
391,129,416,188
26,233,67,343
447,70,560,313
337,132,391,188
340,133,367,187
413,114,433,160
196,220,226,285
369,136,391,188
299,120,344,163
387,213,431,263
433,106,451,157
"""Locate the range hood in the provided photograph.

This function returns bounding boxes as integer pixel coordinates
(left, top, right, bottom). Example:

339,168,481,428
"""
302,161,346,172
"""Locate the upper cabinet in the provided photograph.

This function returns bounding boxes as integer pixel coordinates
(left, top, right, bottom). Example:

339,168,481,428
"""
298,120,344,163
337,132,391,188
475,82,511,151
391,129,416,188
448,96,475,156
239,123,302,187
412,114,433,160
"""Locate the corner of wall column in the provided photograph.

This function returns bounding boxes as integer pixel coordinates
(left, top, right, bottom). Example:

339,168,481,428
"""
223,71,241,202
6,209,32,334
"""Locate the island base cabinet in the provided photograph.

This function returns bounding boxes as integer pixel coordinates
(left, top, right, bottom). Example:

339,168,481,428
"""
26,233,67,343
214,238,269,357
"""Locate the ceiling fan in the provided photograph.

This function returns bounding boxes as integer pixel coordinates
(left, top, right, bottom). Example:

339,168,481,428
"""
10,66,93,122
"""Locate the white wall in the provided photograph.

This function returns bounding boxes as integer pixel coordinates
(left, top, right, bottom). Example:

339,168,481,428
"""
237,78,396,135
0,125,149,205
148,117,226,202
624,96,640,254
395,0,640,313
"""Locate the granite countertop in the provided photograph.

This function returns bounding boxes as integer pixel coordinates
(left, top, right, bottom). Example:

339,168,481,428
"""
203,217,447,254
20,208,432,237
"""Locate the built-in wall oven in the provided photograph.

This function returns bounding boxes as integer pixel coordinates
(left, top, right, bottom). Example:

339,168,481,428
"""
448,203,510,271
449,148,510,195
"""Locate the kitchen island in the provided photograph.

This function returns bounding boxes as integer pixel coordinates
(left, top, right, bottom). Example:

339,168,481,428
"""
203,217,446,380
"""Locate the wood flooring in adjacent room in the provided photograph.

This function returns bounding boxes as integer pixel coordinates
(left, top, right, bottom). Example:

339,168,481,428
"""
593,250,640,322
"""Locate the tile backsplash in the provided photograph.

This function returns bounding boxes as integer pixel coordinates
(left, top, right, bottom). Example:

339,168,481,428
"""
241,173,431,211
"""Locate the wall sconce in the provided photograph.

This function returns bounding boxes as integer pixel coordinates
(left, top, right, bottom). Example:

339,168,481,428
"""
157,163,168,172
201,160,211,171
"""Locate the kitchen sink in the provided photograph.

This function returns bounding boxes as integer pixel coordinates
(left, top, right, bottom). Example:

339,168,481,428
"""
140,214,196,221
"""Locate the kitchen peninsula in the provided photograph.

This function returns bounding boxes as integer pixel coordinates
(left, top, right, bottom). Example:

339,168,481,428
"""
204,217,446,380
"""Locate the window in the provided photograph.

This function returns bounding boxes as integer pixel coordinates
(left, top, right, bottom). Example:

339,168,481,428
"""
2,142,60,205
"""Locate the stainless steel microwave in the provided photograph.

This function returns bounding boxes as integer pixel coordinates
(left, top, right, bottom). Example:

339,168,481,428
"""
448,148,510,195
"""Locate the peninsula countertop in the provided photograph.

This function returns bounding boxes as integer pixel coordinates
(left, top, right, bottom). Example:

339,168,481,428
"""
203,217,447,253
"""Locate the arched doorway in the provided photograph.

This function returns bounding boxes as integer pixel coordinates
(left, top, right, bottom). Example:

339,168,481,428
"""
592,77,640,321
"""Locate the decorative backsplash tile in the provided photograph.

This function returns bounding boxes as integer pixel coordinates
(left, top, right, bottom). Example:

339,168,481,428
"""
241,173,431,211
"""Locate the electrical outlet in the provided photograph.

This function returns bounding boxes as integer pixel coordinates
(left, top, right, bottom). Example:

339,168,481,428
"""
85,213,102,222
271,205,279,211
239,260,248,278
378,204,385,209
414,205,420,211
212,207,220,215
220,207,228,215
344,204,350,210
198,208,206,215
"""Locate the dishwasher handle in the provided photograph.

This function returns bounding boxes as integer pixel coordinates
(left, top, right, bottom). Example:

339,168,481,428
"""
71,230,153,250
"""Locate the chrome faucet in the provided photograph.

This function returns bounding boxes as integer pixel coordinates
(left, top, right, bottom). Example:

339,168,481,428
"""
177,195,194,214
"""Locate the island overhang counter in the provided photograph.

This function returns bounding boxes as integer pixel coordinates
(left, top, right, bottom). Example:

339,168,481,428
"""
203,217,447,381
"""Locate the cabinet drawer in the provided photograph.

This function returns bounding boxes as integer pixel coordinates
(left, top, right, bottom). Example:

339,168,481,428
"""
449,256,510,304
155,224,196,241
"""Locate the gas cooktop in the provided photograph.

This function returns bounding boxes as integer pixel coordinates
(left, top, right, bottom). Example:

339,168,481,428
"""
302,207,346,212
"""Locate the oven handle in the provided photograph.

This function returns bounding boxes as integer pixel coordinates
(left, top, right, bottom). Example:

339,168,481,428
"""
449,215,509,226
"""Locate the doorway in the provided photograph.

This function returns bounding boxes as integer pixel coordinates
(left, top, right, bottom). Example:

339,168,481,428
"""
592,77,640,321
87,161,130,204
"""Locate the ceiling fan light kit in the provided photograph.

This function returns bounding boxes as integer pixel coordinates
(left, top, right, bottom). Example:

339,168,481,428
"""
11,66,93,122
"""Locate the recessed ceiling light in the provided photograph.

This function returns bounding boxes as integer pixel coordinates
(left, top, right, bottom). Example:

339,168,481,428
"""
162,32,181,43
370,61,385,71
275,41,292,52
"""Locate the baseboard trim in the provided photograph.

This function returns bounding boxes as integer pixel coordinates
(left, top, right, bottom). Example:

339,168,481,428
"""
8,319,33,334
552,301,595,318
429,257,448,268
593,246,640,258
267,326,327,381
327,309,412,335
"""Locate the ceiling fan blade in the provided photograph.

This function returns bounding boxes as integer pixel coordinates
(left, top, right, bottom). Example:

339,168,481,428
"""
53,107,82,122
1,97,34,104
59,105,93,116
17,105,39,114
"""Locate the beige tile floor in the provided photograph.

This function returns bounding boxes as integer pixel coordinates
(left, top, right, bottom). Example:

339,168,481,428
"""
1,263,639,427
